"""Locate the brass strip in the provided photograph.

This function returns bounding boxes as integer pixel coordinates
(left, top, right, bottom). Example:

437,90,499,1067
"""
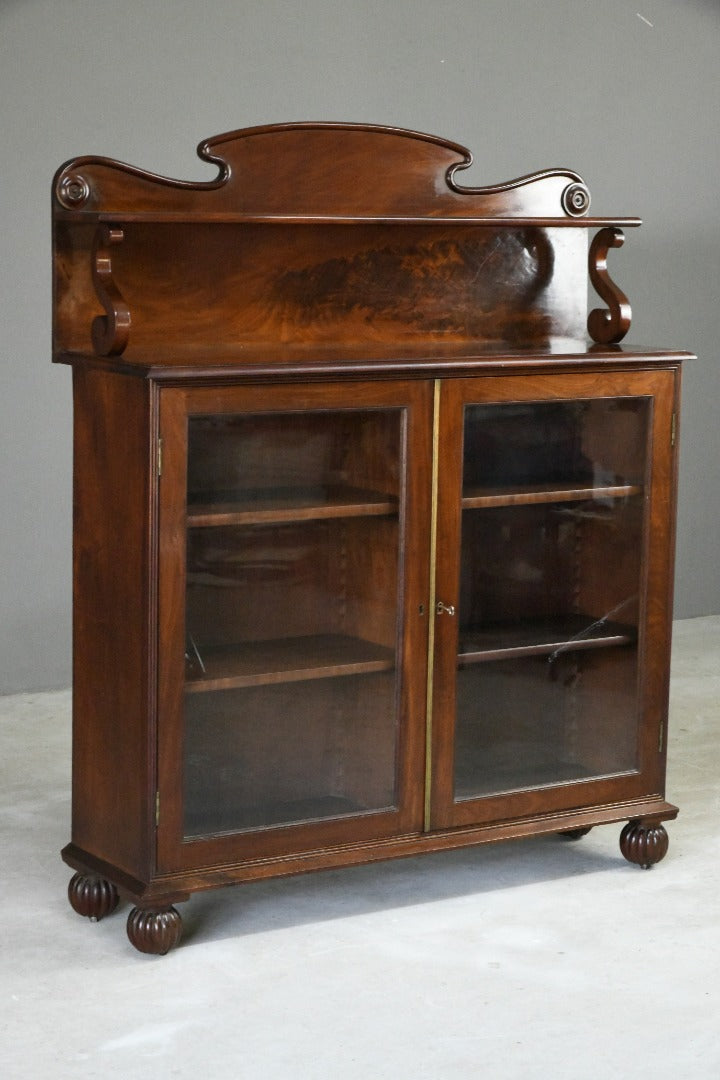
424,380,442,831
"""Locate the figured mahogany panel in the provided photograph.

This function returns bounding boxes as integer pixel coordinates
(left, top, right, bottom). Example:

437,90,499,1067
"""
53,222,588,355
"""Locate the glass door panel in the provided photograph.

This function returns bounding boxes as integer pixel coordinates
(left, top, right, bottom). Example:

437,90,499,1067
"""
182,407,405,839
454,397,649,802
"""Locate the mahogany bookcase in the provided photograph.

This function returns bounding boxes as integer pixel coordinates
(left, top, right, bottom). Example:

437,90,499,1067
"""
52,123,692,954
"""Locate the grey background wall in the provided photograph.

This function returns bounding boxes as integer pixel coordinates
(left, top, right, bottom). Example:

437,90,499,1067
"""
1,0,718,693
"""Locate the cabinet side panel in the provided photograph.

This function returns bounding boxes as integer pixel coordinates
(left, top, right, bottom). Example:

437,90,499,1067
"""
640,368,680,793
53,222,97,357
70,367,154,880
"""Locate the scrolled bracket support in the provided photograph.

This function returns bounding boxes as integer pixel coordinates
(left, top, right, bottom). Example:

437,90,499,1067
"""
587,227,632,344
91,225,131,356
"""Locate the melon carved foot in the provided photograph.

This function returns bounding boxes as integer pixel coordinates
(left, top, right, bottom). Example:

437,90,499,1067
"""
126,906,183,955
68,873,120,922
619,820,669,869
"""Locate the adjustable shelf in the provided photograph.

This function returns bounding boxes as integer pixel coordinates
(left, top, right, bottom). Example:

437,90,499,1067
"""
187,485,398,527
461,481,642,510
458,615,636,665
184,633,395,692
184,795,367,839
454,759,594,802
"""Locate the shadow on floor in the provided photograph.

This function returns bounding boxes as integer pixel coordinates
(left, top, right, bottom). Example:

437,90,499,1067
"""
164,831,628,947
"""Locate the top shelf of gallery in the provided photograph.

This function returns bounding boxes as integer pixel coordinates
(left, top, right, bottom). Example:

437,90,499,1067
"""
53,209,643,228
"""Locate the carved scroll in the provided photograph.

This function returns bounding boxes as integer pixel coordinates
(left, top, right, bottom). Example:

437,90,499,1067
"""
91,225,131,356
56,171,91,210
587,227,631,343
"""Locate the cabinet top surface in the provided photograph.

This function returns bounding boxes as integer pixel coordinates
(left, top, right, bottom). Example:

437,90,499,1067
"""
56,339,693,379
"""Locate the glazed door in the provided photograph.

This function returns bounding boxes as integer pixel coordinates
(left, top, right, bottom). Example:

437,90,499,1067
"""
430,370,678,829
157,380,431,872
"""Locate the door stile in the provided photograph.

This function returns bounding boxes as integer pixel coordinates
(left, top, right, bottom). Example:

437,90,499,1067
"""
635,368,678,794
423,381,442,832
427,380,467,828
156,389,191,873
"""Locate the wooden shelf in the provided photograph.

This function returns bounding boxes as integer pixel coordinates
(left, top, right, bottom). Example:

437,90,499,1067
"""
185,633,395,692
187,485,398,526
184,794,367,838
55,209,643,227
462,481,642,509
455,759,593,801
458,615,635,664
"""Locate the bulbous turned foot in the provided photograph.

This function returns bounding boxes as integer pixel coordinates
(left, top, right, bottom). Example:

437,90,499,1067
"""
68,873,120,921
127,906,183,955
620,820,669,869
559,826,593,841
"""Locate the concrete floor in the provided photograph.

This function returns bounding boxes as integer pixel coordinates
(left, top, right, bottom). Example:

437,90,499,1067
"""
1,615,718,1079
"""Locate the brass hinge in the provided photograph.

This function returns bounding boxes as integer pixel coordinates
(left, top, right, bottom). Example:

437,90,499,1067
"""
670,413,676,448
155,790,160,827
658,722,664,754
157,437,163,477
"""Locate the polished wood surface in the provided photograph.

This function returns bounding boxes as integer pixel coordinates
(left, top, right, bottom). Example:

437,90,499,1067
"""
461,481,642,508
588,227,632,343
187,485,397,526
183,635,395,693
67,872,119,921
458,615,635,663
55,124,690,953
54,222,590,357
67,367,156,884
54,122,594,219
52,123,643,362
619,820,670,868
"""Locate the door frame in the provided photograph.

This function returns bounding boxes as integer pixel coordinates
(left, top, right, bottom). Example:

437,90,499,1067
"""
428,368,678,830
155,378,433,873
